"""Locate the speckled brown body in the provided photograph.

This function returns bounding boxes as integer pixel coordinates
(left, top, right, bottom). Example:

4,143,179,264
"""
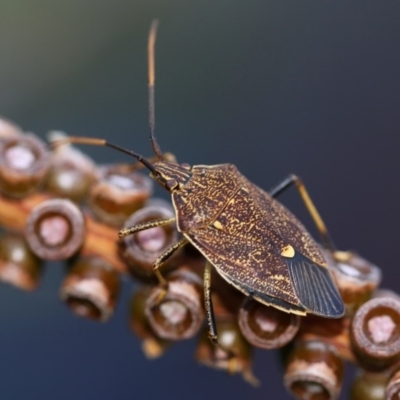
163,162,344,318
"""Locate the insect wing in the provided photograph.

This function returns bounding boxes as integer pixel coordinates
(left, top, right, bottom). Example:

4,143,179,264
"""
185,227,307,314
183,176,344,318
287,251,344,317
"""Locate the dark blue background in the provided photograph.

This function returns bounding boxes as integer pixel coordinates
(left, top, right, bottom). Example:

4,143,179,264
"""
0,2,399,399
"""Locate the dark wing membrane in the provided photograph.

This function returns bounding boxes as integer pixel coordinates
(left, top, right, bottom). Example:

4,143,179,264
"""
287,252,344,318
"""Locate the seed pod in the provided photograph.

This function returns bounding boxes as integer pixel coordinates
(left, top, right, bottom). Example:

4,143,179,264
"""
350,370,387,400
25,198,85,260
195,316,259,386
144,268,204,340
296,315,353,362
60,255,120,321
129,287,171,359
46,131,96,202
0,232,43,290
386,367,400,399
238,297,300,349
350,297,400,372
330,251,381,316
120,199,179,281
0,133,50,198
283,340,344,400
0,117,22,138
87,164,152,226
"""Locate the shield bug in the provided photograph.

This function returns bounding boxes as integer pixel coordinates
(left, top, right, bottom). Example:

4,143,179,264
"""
52,20,344,343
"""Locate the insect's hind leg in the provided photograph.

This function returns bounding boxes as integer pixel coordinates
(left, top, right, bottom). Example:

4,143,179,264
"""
269,174,335,252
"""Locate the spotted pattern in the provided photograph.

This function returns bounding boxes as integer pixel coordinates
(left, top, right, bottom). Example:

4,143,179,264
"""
170,163,344,317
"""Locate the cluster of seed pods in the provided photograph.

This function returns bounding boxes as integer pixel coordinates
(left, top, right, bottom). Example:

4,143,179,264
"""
0,116,400,399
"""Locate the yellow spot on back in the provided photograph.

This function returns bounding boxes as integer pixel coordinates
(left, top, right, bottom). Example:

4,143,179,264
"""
281,245,295,258
213,220,223,230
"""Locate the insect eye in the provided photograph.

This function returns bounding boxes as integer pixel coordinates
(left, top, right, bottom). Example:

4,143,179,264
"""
165,179,178,191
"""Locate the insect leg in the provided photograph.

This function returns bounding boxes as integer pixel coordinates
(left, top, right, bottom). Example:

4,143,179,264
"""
118,218,175,238
153,237,189,286
204,261,218,344
269,174,335,252
204,263,258,382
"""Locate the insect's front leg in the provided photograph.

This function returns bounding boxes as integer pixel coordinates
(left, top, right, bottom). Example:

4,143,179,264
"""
119,217,187,299
118,218,175,238
152,237,189,301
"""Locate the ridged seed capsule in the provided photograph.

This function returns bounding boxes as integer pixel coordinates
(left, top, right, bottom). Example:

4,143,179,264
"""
329,251,381,316
0,133,50,198
238,297,300,349
88,164,152,226
25,198,85,260
59,255,120,322
0,232,43,290
283,340,344,400
46,131,96,202
144,268,204,340
350,296,400,372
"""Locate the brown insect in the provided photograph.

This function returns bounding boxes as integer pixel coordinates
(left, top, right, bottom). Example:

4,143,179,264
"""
54,21,344,342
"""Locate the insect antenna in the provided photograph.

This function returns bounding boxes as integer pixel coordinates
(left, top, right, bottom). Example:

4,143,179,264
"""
50,136,158,175
148,19,164,160
50,21,170,175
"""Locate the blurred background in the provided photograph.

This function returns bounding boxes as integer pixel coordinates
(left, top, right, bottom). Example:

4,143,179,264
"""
0,1,399,399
